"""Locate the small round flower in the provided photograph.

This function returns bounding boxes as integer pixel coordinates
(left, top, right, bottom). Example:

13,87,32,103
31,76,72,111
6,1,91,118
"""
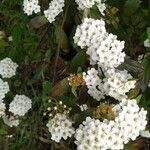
44,0,65,23
0,58,18,78
9,95,32,116
46,113,75,143
144,39,150,48
2,115,19,127
23,0,41,16
0,78,9,100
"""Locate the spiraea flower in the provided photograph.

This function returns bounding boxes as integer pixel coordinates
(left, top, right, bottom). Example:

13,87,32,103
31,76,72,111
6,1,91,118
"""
103,69,136,100
0,58,18,78
44,0,65,23
23,0,41,16
144,39,150,48
46,113,75,143
2,115,19,127
113,99,147,142
75,117,124,150
75,0,106,15
9,95,32,116
75,99,147,150
74,18,125,69
74,18,106,49
83,68,105,101
87,32,125,69
0,78,9,100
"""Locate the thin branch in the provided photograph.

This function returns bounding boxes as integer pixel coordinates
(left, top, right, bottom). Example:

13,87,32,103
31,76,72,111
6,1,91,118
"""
52,6,69,85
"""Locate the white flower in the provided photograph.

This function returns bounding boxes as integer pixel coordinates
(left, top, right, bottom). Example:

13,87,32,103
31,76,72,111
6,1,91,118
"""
74,18,125,69
0,78,9,100
9,95,32,116
74,18,106,49
83,68,105,101
97,2,106,15
75,0,106,15
75,117,124,150
0,58,18,78
0,100,6,117
148,82,150,87
23,0,41,16
44,0,65,23
140,130,150,138
8,36,13,42
114,99,147,141
75,99,147,150
144,39,150,48
79,104,88,111
2,115,19,127
103,69,136,100
137,54,144,63
46,113,75,143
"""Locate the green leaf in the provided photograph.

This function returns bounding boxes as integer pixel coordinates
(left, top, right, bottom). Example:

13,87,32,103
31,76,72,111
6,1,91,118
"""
11,24,23,44
0,40,9,48
123,0,141,16
128,81,140,99
42,81,52,96
70,50,87,72
71,86,77,97
55,26,69,53
123,143,137,150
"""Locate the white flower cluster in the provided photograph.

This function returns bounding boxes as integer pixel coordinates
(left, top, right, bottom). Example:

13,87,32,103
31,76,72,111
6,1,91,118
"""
103,69,136,100
75,99,147,150
75,0,106,15
113,99,147,141
74,18,106,48
44,0,65,23
0,57,18,78
0,58,32,127
83,68,105,101
2,115,19,127
144,39,150,48
23,0,41,16
83,68,136,101
74,18,125,69
9,95,32,116
0,78,9,100
75,117,124,150
46,113,75,143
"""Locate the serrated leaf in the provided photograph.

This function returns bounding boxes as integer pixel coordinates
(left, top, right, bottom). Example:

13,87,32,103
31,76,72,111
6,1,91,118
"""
123,0,141,16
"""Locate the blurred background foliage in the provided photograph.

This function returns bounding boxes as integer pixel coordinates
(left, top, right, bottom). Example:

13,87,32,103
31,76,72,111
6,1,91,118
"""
0,0,150,149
